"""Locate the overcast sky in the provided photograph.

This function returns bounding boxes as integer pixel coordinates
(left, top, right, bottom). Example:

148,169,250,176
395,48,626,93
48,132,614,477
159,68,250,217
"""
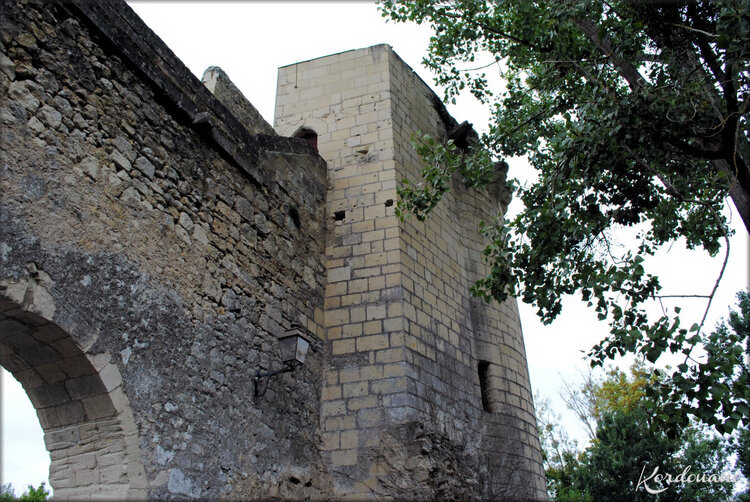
3,1,748,493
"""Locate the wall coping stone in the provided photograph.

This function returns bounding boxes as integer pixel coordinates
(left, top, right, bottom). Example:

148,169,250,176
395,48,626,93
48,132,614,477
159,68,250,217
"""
66,0,320,190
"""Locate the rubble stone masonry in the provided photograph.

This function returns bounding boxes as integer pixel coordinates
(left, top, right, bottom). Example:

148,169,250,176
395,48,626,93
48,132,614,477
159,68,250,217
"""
1,0,328,499
1,0,546,499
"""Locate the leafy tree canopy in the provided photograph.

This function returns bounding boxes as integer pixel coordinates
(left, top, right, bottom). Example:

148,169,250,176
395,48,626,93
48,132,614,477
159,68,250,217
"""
535,392,590,501
734,426,750,501
537,365,740,501
650,290,749,434
379,0,750,433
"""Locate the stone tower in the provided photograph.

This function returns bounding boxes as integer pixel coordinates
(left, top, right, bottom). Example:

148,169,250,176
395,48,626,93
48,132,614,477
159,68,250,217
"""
275,45,547,500
1,0,547,496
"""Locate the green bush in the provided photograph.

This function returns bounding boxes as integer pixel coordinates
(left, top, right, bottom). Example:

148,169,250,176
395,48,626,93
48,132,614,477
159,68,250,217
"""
0,483,49,501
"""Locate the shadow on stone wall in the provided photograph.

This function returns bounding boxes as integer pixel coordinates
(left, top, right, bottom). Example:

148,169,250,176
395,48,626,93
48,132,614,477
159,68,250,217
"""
1,271,147,499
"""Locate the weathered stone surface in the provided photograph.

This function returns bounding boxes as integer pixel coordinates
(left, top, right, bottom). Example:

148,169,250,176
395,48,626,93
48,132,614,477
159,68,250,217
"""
8,80,40,112
38,105,61,129
275,44,547,500
0,52,15,80
77,155,99,180
2,0,328,499
134,156,155,180
111,149,132,171
1,0,545,500
201,66,275,136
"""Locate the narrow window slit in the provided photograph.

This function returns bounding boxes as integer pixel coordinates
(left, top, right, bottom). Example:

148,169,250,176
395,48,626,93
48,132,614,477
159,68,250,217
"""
289,206,301,227
478,361,491,412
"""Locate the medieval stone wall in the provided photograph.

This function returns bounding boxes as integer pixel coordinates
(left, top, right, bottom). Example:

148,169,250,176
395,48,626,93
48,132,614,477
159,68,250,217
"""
1,0,546,499
1,0,330,499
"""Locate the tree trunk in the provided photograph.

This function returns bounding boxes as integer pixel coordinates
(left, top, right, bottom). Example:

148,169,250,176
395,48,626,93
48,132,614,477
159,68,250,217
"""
715,158,750,233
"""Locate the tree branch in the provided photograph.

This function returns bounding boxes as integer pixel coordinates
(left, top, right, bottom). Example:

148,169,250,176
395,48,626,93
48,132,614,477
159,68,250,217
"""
458,60,500,72
574,18,646,91
694,36,727,91
436,10,551,53
678,198,731,364
663,135,726,160
653,294,712,299
621,144,683,199
666,22,717,39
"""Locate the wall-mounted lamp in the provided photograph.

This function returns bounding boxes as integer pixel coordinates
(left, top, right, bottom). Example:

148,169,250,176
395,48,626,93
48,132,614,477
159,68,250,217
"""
254,325,311,399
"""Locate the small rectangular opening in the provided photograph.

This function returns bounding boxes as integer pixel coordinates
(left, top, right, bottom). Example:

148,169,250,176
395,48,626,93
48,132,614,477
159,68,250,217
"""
478,361,491,413
333,210,345,221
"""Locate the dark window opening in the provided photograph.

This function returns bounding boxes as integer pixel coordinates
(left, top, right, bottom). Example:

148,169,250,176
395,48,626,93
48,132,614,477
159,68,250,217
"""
333,210,345,221
294,128,318,153
478,361,491,413
289,205,301,227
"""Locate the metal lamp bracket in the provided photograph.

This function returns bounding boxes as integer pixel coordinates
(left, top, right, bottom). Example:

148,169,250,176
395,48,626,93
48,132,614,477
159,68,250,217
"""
253,361,299,399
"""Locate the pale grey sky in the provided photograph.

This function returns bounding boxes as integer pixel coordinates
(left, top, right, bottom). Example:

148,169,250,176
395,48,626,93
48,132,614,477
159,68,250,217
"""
3,1,748,492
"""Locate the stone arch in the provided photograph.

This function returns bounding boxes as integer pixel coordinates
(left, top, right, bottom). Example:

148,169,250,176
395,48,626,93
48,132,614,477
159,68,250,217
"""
277,117,328,139
294,128,319,153
0,278,147,500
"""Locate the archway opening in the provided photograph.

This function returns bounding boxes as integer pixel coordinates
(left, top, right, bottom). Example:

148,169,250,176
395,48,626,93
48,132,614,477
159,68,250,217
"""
1,367,50,496
0,295,145,500
294,128,318,153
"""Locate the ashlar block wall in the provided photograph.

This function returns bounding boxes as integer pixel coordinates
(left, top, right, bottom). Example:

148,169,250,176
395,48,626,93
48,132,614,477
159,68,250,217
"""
275,44,547,500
